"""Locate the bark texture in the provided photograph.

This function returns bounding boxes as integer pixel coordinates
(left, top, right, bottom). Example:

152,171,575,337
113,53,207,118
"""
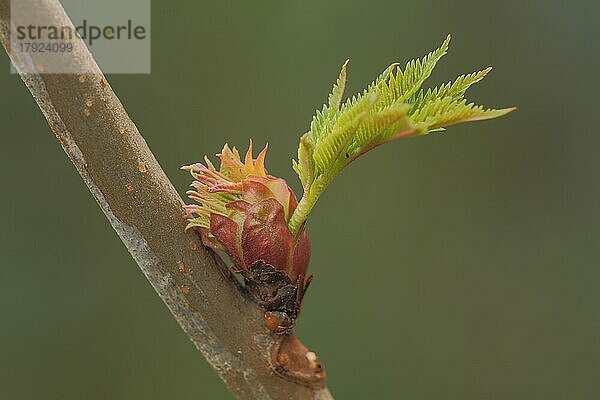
0,1,332,399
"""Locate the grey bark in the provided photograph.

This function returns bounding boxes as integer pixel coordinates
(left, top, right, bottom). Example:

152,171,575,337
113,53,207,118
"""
0,1,333,399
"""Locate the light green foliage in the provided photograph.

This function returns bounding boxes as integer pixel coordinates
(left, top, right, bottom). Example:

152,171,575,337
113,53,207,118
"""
287,35,515,235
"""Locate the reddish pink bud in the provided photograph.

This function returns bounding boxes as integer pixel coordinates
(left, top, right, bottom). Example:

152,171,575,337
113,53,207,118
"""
183,140,310,284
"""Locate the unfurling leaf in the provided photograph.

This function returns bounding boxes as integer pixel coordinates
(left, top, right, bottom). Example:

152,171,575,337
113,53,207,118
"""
288,35,514,235
293,133,315,191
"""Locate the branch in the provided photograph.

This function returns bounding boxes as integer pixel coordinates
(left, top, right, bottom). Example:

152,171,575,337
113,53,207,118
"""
0,1,333,399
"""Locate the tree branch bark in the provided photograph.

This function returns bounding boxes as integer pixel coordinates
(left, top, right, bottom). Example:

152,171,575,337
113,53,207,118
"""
0,1,332,399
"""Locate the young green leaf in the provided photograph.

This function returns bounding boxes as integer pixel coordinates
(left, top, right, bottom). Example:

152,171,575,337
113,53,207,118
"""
293,133,316,191
288,35,514,235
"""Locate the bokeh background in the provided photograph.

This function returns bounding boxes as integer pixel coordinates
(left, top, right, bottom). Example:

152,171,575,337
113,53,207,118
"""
1,1,599,399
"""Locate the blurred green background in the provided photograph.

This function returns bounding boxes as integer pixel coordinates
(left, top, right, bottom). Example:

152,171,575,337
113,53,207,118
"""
1,1,599,399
